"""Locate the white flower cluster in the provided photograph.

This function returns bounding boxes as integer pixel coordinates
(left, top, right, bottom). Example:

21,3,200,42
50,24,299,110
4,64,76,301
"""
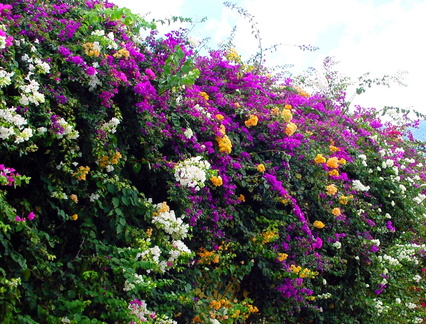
352,179,370,192
413,193,426,205
377,254,401,267
0,68,14,87
174,156,211,191
391,243,426,265
19,77,45,106
101,117,120,134
152,202,189,241
128,300,177,324
51,117,79,140
193,103,212,118
358,154,367,166
0,107,34,143
381,159,394,169
88,62,102,91
373,298,389,314
91,29,118,50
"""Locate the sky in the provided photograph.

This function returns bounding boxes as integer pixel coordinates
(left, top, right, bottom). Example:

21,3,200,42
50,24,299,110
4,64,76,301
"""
112,0,426,119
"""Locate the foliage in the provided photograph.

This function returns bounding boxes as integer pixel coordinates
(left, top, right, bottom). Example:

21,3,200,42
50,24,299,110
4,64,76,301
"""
0,1,425,324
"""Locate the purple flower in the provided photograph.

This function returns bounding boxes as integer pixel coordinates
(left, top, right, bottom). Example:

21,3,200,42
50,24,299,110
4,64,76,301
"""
85,66,96,76
145,68,156,79
386,221,395,232
27,212,35,221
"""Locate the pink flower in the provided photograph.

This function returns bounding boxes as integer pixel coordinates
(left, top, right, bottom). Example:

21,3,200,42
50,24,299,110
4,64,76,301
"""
145,68,156,79
27,212,35,221
15,216,25,222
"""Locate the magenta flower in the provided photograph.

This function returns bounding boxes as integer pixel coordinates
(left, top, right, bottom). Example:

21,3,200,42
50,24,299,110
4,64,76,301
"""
27,212,35,221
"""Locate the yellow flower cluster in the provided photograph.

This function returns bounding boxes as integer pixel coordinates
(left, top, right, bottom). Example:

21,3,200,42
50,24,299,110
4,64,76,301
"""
197,247,220,264
326,184,338,196
225,47,241,62
244,115,258,127
332,207,341,216
210,176,223,187
289,264,318,278
216,135,232,154
285,122,297,136
328,169,339,177
329,145,341,152
257,164,266,173
69,194,78,203
339,195,353,205
99,151,122,168
313,220,325,229
314,154,326,164
282,109,293,122
113,48,130,59
261,228,279,244
82,42,100,57
199,91,209,101
73,165,90,181
215,114,225,121
296,87,310,98
277,253,288,262
153,201,170,216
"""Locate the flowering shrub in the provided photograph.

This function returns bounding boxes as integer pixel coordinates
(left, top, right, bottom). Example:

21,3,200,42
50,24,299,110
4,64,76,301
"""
0,0,425,323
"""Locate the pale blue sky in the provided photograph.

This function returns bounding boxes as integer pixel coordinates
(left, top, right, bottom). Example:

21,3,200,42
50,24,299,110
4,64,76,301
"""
113,0,426,117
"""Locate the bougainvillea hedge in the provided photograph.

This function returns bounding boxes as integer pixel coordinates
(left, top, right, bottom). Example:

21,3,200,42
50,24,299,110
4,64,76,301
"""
0,0,425,323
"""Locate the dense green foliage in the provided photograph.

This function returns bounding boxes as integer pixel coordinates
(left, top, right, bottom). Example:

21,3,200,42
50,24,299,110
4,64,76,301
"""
0,1,425,323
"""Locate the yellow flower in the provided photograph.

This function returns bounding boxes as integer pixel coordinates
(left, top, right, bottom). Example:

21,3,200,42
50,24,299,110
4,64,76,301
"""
277,253,288,262
215,114,225,121
289,264,302,273
339,195,353,205
314,154,326,164
234,102,241,108
326,157,339,168
216,135,232,154
73,166,90,181
257,164,266,173
199,92,209,101
326,184,338,196
244,115,258,127
271,107,279,115
226,47,241,62
238,194,246,202
332,207,341,216
281,109,293,122
328,169,340,177
313,220,325,229
82,42,100,57
329,145,341,152
285,122,297,136
261,229,278,244
113,48,130,59
210,176,223,186
338,158,346,165
284,104,292,110
71,214,78,221
69,194,78,203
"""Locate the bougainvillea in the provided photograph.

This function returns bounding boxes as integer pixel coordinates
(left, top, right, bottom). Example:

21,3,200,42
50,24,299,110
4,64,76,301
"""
0,0,425,323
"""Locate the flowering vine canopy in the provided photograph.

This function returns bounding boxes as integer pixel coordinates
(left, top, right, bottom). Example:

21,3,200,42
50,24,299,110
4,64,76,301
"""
0,0,425,323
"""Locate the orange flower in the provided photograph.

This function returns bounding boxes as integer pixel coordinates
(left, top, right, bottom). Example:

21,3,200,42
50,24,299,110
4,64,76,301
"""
328,169,339,177
244,115,258,127
210,176,223,186
215,114,225,121
69,194,78,203
285,122,297,136
314,154,326,164
332,208,341,216
199,92,209,100
257,164,266,173
326,184,338,195
326,157,339,168
329,145,341,152
71,214,78,221
284,104,292,110
271,107,279,115
338,158,346,165
277,253,288,261
238,194,246,202
313,220,325,229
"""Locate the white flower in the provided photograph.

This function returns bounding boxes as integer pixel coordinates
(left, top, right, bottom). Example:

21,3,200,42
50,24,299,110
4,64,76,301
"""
413,275,422,283
358,154,367,161
332,241,341,249
174,156,211,191
352,180,370,192
395,298,401,304
183,128,194,139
